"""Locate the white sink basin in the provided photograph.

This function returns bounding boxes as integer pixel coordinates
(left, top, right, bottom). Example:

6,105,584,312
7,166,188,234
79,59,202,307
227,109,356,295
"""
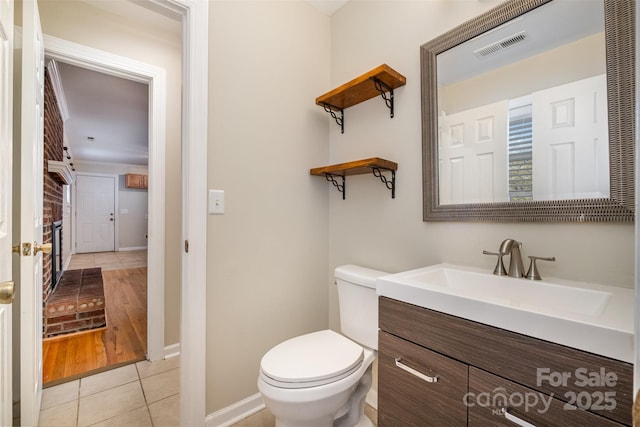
377,264,634,362
405,266,611,317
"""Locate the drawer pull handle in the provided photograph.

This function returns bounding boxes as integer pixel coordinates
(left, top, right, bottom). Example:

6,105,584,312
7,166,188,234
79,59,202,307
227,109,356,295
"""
394,358,438,383
500,408,536,427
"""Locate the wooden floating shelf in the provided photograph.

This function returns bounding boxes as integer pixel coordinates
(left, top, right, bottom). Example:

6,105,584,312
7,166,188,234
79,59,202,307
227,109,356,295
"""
310,158,398,176
315,64,406,133
316,65,406,110
310,157,398,199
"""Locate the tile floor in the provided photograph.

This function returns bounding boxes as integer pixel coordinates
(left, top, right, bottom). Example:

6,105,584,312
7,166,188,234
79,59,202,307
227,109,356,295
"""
38,353,377,427
67,250,147,272
38,356,179,427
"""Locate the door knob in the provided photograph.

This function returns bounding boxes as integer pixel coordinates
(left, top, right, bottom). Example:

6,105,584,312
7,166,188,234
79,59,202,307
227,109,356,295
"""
0,281,15,304
33,242,52,254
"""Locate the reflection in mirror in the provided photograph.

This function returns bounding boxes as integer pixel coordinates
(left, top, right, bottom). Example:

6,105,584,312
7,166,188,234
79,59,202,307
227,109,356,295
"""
421,0,634,222
437,0,607,204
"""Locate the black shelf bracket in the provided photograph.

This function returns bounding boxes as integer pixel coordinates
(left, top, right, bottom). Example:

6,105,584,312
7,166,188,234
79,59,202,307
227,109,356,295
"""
320,103,344,134
325,173,346,199
370,77,395,118
371,167,396,198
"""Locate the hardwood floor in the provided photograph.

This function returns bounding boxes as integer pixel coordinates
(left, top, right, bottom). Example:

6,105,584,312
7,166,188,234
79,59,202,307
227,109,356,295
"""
42,257,148,386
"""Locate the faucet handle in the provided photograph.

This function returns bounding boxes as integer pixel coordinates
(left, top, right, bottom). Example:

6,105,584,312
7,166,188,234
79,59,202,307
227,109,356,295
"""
483,250,507,276
525,256,556,280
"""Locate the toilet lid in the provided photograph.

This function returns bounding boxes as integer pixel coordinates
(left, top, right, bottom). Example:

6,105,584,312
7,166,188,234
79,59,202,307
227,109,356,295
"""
260,330,364,388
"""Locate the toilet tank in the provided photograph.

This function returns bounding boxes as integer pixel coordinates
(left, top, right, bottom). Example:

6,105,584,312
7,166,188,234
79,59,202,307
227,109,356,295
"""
335,265,389,350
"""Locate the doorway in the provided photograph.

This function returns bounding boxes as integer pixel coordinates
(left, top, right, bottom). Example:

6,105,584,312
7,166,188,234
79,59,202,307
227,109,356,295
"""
43,35,167,378
41,62,151,384
7,0,207,424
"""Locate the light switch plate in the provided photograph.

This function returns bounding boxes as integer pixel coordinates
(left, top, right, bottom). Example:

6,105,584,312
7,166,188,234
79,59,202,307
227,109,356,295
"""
208,189,225,215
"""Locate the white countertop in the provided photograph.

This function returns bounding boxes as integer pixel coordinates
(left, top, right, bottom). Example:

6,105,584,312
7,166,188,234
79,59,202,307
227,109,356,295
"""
377,263,634,363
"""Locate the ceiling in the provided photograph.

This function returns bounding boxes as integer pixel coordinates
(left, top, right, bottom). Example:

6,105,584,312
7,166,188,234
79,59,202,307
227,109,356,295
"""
437,0,604,86
306,0,349,16
55,61,150,166
50,0,348,166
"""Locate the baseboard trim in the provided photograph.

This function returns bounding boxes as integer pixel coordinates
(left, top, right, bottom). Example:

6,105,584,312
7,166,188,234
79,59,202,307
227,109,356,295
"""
203,389,376,426
205,393,265,427
164,343,181,359
118,246,148,252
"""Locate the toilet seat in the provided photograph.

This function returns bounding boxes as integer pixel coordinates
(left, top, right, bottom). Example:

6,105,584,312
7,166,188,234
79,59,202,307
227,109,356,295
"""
260,330,364,389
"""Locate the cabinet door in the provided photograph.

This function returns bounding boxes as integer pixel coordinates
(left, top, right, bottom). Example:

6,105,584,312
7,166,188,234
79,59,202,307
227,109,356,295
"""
378,331,468,426
125,174,147,189
468,367,626,427
125,174,139,188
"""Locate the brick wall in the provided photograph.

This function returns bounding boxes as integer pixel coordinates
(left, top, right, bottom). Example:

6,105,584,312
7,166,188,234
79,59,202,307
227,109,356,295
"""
43,68,65,302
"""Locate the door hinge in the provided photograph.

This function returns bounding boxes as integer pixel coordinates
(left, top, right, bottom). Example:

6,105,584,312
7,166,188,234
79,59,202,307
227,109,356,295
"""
184,240,189,253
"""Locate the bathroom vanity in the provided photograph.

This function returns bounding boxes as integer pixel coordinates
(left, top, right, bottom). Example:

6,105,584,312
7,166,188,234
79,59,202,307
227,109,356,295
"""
378,297,631,426
376,264,633,426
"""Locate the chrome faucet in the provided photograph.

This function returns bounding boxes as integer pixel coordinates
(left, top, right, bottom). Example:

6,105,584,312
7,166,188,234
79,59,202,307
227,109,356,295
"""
499,239,525,278
484,239,556,280
484,239,525,278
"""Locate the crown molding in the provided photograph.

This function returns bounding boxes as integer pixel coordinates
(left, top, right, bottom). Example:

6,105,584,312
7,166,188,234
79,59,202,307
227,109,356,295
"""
46,59,70,122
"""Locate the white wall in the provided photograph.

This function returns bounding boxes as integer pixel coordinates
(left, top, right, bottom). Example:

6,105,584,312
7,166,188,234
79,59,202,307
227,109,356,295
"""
206,0,331,412
38,1,183,345
118,183,148,250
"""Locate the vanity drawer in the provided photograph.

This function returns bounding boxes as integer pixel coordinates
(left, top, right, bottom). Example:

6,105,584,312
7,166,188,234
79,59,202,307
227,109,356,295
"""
379,297,632,425
378,331,468,427
468,367,626,427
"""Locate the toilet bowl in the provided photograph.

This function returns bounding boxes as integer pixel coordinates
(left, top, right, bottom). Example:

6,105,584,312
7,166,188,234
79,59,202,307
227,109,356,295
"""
257,265,388,427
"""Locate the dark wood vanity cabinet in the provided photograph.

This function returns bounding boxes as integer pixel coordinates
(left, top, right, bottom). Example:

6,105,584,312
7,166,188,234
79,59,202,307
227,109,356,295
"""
378,297,632,427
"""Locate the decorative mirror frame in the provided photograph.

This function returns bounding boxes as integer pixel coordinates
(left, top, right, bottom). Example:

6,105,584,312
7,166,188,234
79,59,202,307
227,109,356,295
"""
421,0,635,222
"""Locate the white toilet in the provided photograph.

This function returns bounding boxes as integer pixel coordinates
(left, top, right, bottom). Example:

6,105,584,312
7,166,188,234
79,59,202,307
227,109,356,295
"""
258,265,388,427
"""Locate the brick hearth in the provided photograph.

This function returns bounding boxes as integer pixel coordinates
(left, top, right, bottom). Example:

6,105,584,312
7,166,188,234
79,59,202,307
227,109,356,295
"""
44,268,106,338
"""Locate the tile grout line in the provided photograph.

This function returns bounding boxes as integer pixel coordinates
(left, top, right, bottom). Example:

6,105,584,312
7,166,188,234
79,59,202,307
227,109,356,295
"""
135,362,156,427
76,379,81,427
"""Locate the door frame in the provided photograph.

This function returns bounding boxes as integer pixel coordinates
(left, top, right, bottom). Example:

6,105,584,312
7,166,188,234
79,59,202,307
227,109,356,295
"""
73,172,119,254
43,0,208,424
44,35,167,362
151,1,209,424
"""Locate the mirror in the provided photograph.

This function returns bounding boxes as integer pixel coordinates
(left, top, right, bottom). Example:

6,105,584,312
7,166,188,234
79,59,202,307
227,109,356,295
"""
421,0,634,222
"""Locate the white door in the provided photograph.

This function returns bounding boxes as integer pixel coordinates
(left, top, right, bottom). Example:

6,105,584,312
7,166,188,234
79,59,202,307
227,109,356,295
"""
0,0,13,424
18,0,45,424
532,74,609,200
76,175,116,253
438,100,509,204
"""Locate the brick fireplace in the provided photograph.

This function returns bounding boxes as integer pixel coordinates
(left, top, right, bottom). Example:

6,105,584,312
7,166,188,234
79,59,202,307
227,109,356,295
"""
51,220,63,292
43,66,65,302
43,62,107,338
